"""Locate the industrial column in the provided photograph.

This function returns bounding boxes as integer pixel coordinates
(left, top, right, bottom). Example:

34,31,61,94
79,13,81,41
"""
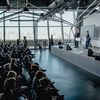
60,13,64,44
18,14,21,40
3,13,6,44
33,12,38,49
47,19,50,48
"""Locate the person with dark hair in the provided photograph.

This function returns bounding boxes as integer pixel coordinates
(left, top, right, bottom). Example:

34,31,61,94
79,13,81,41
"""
7,70,17,78
35,77,51,100
33,70,45,91
17,39,20,47
23,36,28,48
51,35,54,45
10,58,21,75
49,38,52,51
74,27,80,48
85,31,91,49
3,77,17,100
38,41,42,51
23,55,31,71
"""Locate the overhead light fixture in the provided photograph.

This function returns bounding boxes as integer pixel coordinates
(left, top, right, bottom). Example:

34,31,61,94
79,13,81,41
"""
23,7,29,11
95,6,100,10
41,13,45,16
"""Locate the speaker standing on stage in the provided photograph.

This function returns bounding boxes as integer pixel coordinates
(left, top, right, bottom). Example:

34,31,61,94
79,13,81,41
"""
85,31,91,49
74,27,80,48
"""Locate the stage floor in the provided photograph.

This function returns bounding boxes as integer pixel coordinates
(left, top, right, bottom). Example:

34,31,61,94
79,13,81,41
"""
51,46,100,81
33,50,100,100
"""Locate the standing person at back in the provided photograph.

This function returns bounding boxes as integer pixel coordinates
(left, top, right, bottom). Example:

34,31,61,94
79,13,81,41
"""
23,36,28,48
85,31,91,49
38,40,42,51
51,35,54,45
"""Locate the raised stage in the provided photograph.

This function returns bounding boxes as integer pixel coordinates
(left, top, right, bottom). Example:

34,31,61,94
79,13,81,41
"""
51,46,100,82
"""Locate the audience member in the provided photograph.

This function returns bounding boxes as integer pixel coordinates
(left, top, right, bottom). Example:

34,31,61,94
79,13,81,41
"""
0,37,64,100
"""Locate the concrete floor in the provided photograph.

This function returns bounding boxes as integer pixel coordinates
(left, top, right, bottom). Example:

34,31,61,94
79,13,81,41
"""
33,50,100,100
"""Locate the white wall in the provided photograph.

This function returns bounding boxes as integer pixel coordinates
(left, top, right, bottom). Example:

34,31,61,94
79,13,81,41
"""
83,13,100,39
83,13,100,27
83,13,100,49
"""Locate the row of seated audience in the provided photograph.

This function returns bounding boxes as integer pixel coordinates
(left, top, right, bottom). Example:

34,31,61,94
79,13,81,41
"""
0,38,64,100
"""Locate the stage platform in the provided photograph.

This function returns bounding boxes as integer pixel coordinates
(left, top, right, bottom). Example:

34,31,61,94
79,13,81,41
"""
51,46,100,82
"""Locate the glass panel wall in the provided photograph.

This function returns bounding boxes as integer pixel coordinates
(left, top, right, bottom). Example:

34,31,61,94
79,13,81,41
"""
5,27,18,40
38,20,47,27
5,12,19,27
3,11,19,41
38,27,48,39
49,21,61,27
62,11,74,24
0,10,77,46
62,11,77,40
0,21,3,26
49,27,62,39
38,20,48,39
3,11,34,42
49,13,62,40
63,27,74,40
0,27,3,41
20,13,33,27
20,27,33,40
0,11,3,41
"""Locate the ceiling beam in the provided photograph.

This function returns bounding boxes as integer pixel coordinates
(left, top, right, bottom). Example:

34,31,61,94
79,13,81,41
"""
76,0,98,20
27,0,74,25
10,19,36,22
0,10,23,20
76,2,100,26
0,1,25,15
36,0,76,22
